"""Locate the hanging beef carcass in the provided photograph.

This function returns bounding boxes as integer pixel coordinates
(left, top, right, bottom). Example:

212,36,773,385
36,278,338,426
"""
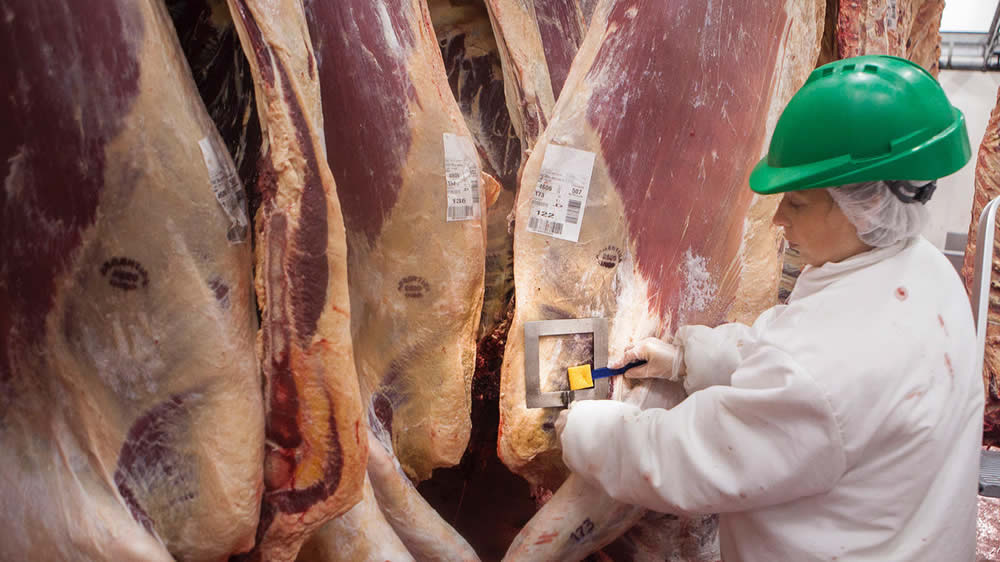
964,89,1000,446
303,0,486,484
429,0,522,343
222,1,369,559
292,0,485,558
496,0,825,559
0,0,264,559
484,0,557,148
834,0,943,74
533,0,596,100
299,427,479,562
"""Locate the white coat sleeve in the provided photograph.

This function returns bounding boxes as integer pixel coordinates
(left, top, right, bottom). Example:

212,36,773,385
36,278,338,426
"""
560,342,846,516
677,307,782,393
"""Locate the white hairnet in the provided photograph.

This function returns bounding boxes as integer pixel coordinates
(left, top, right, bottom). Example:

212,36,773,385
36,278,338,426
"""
826,180,931,248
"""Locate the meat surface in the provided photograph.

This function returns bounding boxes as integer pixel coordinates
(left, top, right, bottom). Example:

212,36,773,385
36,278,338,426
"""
298,475,413,562
533,0,592,100
292,0,486,558
167,0,262,196
304,0,486,483
0,0,264,559
299,428,479,562
484,0,556,147
835,0,943,75
905,0,944,76
429,0,520,343
979,495,1000,561
964,88,1000,447
497,0,824,558
224,1,370,559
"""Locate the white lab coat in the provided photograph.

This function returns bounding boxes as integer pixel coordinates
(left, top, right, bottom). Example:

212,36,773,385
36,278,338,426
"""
561,236,983,561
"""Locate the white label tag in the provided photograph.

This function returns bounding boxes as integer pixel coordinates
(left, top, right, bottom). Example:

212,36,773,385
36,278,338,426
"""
199,136,250,243
443,133,481,222
526,144,596,242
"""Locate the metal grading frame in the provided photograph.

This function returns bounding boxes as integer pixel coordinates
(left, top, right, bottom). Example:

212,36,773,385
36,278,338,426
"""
523,318,609,408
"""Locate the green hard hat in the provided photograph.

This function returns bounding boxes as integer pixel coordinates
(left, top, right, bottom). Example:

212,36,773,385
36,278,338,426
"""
749,55,971,195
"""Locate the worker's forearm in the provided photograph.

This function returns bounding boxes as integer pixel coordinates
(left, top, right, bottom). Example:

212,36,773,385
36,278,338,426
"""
677,323,751,392
561,347,844,515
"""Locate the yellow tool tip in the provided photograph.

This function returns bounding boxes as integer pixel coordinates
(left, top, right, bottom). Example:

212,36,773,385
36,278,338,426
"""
568,364,594,390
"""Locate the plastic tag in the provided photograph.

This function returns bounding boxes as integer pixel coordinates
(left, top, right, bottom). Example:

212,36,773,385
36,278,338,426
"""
198,136,249,243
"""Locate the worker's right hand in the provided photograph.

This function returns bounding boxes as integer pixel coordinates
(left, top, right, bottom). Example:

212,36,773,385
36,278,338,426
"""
611,337,684,380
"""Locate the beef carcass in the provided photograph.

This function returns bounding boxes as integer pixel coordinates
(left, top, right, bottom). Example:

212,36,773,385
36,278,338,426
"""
294,0,486,558
978,494,1000,561
0,0,264,559
964,88,1000,446
835,0,943,75
533,0,594,100
905,0,944,75
223,1,369,559
430,0,521,342
497,0,824,558
484,0,557,147
304,0,486,483
298,430,479,562
298,475,413,562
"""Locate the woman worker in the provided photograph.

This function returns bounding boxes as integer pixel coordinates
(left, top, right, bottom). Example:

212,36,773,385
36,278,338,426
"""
556,55,984,561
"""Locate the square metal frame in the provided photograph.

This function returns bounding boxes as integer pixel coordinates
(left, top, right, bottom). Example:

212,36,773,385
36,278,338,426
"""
523,318,609,408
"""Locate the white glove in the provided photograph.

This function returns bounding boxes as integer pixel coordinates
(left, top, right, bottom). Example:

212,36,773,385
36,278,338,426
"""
610,337,684,380
555,408,570,445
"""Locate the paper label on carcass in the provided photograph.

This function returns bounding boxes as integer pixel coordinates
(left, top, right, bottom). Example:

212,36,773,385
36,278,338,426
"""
526,144,596,242
198,136,250,243
443,133,481,222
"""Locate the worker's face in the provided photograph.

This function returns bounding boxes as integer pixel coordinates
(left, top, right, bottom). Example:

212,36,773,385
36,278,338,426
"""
772,189,873,267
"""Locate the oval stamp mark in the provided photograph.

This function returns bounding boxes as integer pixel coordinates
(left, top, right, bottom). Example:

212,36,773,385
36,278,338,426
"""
101,257,149,291
398,276,430,298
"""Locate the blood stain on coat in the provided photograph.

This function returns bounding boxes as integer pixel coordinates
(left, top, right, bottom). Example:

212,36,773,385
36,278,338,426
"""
938,314,949,337
895,286,908,300
945,354,955,379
